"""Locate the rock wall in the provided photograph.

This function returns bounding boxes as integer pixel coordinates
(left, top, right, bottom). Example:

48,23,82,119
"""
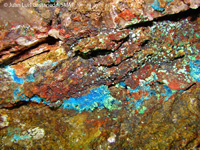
0,0,200,149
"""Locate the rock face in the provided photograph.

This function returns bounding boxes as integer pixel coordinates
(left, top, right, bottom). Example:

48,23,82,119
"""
0,0,200,149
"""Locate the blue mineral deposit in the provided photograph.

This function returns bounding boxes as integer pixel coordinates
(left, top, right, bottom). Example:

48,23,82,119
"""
11,134,31,142
62,85,117,112
5,66,24,84
189,59,200,82
151,0,165,11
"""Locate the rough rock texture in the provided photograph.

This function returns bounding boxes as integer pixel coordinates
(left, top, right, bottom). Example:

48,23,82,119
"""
0,0,200,149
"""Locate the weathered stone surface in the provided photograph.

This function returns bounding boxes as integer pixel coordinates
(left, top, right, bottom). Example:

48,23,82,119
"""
0,0,200,149
0,83,200,149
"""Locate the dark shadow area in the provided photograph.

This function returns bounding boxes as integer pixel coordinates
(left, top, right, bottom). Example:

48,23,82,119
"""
126,7,200,29
75,49,113,59
155,7,200,22
2,101,30,110
182,83,196,91
75,35,129,59
0,36,59,67
11,50,50,65
140,40,150,47
126,20,153,29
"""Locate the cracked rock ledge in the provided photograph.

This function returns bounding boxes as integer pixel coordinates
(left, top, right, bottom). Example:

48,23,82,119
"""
0,0,200,149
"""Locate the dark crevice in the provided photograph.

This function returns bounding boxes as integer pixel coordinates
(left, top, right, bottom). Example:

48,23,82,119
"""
114,34,129,49
2,101,30,110
108,84,116,88
172,55,185,61
156,81,164,85
0,45,13,53
126,7,200,29
75,35,129,59
11,50,50,65
74,35,129,59
112,34,129,43
126,20,153,29
1,36,59,66
155,7,200,22
195,144,200,148
182,83,196,91
183,136,197,148
140,40,150,47
47,19,53,27
75,49,113,59
45,36,60,45
2,100,48,110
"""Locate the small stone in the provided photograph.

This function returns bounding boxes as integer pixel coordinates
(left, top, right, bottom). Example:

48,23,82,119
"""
48,29,64,40
107,132,116,143
26,127,45,140
0,115,9,128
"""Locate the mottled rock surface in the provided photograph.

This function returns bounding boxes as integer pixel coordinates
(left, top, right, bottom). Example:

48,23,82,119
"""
0,0,200,149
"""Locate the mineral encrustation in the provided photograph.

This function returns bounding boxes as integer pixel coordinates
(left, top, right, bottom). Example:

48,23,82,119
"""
0,0,200,149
